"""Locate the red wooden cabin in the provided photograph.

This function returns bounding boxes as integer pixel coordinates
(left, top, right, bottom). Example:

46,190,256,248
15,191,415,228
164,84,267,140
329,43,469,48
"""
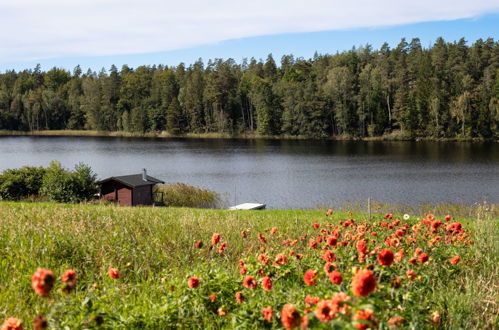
98,169,164,206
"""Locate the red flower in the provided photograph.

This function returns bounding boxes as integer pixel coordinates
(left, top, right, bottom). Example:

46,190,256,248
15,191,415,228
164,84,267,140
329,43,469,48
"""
108,267,120,279
262,306,273,323
258,254,270,266
378,249,394,266
235,291,244,303
388,316,404,327
61,269,77,293
262,276,272,291
258,233,267,244
314,300,336,322
353,309,376,330
303,269,318,286
322,250,337,263
195,240,203,249
308,238,318,249
209,293,216,302
329,271,342,285
305,295,320,305
351,269,376,297
406,270,416,281
188,277,199,288
327,209,333,216
243,276,257,289
1,318,23,330
418,253,429,263
217,241,227,253
31,268,54,297
32,315,47,330
211,233,220,245
275,253,288,266
356,240,368,254
281,304,301,329
239,265,247,275
270,227,277,235
449,256,460,264
326,236,337,246
445,215,451,221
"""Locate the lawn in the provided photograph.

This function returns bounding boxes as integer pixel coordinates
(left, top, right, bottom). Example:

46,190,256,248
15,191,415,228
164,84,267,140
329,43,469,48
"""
0,202,497,329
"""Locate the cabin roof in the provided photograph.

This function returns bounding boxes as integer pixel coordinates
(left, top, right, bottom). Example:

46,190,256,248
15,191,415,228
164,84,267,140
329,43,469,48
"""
98,174,164,188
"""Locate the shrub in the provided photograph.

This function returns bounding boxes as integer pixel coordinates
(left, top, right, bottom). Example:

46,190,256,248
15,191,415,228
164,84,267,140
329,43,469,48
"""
154,183,220,208
39,161,98,203
0,166,46,200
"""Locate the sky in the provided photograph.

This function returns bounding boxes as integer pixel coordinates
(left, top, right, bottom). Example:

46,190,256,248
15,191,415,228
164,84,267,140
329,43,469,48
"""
0,0,498,72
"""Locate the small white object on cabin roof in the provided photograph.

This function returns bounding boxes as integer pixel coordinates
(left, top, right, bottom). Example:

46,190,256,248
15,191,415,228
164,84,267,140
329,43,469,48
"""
228,203,266,210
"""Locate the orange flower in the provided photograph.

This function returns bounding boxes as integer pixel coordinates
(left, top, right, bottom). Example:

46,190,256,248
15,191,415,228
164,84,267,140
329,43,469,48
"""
431,311,440,323
445,215,451,221
243,276,257,289
308,238,318,249
270,227,277,235
322,250,337,263
239,265,247,275
305,295,320,305
32,315,47,330
31,268,54,297
209,293,216,302
356,240,368,254
61,269,77,293
1,318,23,330
313,223,320,229
303,269,318,286
108,267,119,279
211,233,221,245
258,254,270,265
329,271,343,285
353,308,376,330
195,240,203,248
235,291,244,303
314,300,336,322
351,269,376,297
327,209,333,216
449,256,460,264
388,316,404,327
262,276,272,291
188,277,199,288
418,253,429,263
217,241,227,253
377,249,394,266
281,304,301,329
326,236,337,246
324,262,336,274
275,253,288,266
262,306,273,323
406,270,416,281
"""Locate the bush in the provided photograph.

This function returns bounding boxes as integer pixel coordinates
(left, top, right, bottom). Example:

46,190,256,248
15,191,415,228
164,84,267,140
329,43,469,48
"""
0,166,46,200
154,183,220,208
39,161,98,203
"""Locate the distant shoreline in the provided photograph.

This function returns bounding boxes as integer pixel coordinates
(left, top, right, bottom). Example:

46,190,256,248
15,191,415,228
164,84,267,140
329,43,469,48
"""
0,130,496,142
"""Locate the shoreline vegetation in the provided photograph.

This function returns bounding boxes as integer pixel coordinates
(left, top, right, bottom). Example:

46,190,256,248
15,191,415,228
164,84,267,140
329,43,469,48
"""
0,202,497,328
0,129,497,142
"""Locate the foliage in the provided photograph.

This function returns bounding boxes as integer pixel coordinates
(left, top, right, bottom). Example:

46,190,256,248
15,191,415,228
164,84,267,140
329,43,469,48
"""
0,203,496,329
0,166,46,200
0,38,497,139
39,161,97,203
154,183,220,208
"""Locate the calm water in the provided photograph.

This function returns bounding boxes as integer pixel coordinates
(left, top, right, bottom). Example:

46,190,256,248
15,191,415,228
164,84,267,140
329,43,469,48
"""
0,136,497,208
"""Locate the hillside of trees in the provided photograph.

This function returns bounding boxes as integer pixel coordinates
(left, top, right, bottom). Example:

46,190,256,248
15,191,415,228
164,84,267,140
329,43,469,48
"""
0,37,497,139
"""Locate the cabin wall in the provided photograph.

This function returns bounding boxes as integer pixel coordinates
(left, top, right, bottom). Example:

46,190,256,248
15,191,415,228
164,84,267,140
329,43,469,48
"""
100,181,132,206
133,185,152,205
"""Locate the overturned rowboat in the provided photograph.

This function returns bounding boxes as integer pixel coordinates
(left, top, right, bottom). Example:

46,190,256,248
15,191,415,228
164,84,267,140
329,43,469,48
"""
228,203,266,210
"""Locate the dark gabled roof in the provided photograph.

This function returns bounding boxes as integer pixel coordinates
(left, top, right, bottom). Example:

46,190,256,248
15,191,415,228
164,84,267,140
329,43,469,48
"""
98,174,164,188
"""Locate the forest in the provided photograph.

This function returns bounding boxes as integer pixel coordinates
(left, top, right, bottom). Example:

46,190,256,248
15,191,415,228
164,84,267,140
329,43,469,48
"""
0,37,497,139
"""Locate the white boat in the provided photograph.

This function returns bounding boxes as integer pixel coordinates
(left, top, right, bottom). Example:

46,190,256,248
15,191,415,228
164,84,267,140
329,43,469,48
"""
228,203,266,210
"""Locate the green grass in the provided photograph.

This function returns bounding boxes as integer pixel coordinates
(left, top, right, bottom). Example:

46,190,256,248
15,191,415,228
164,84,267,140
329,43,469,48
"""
153,183,220,208
0,202,497,329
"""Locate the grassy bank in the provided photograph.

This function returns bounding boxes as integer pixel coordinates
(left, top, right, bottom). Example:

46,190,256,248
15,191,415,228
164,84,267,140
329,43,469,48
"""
0,130,496,142
0,202,497,328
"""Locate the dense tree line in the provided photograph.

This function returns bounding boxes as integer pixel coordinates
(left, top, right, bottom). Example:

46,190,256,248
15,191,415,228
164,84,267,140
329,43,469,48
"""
0,38,497,139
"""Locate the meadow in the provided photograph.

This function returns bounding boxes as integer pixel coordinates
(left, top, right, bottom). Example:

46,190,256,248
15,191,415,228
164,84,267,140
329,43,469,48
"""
0,202,497,329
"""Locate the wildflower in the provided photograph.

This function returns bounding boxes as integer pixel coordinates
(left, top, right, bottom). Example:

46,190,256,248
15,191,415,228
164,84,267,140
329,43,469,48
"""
61,269,77,293
235,291,244,303
305,296,320,305
270,227,277,235
275,253,288,266
356,240,368,254
258,233,267,244
32,315,47,330
351,269,376,297
327,236,337,246
239,266,247,275
431,311,440,324
262,276,272,291
281,304,301,329
262,306,273,323
240,229,249,238
209,293,216,302
426,214,435,221
188,277,199,288
195,240,203,248
322,250,337,263
449,256,460,264
403,214,410,220
331,292,351,314
388,316,404,327
258,254,270,266
217,308,227,316
308,238,318,249
327,209,333,216
1,318,23,330
31,268,55,296
303,269,318,286
418,253,429,264
329,271,343,285
211,233,221,245
243,276,257,289
445,215,451,221
314,300,336,322
378,249,394,266
406,270,416,281
352,308,376,330
108,267,119,279
217,241,227,253
324,262,336,273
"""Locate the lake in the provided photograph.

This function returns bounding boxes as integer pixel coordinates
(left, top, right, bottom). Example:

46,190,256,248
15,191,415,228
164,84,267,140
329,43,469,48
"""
0,136,497,208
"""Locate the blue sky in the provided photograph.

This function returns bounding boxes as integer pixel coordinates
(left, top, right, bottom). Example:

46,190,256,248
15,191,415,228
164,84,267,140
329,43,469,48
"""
1,1,498,72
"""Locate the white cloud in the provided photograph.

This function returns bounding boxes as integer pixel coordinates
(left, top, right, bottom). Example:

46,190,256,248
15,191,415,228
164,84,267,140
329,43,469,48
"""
0,0,498,62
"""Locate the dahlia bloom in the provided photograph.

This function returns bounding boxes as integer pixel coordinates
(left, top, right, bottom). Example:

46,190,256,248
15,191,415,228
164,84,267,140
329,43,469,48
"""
31,268,54,297
351,269,376,297
281,304,301,329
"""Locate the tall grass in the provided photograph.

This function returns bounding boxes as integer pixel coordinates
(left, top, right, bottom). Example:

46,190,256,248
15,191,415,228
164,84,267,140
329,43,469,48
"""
153,183,220,208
